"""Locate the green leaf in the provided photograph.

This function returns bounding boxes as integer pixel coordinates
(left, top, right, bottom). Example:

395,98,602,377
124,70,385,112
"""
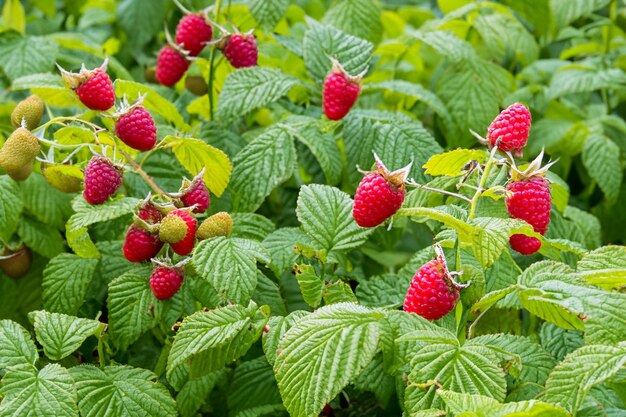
67,197,140,232
250,0,289,30
28,310,104,361
294,264,323,308
231,213,276,241
0,176,23,242
549,68,626,99
69,364,177,417
17,216,65,258
254,271,287,317
551,0,612,30
576,246,626,289
42,254,99,315
228,357,285,417
423,149,487,177
412,30,475,63
167,302,268,380
274,303,382,417
296,184,372,252
2,0,25,33
161,136,232,197
19,173,73,230
545,345,626,414
116,0,165,49
303,18,373,84
176,369,226,417
398,207,474,241
115,80,186,129
263,311,310,366
540,322,584,362
437,390,569,417
65,225,100,259
357,273,408,308
0,363,78,417
471,218,538,269
0,320,37,369
0,34,58,81
193,237,270,304
106,271,159,350
354,354,395,405
404,342,506,412
582,134,622,204
217,67,300,122
322,0,382,44
263,228,312,276
230,126,297,212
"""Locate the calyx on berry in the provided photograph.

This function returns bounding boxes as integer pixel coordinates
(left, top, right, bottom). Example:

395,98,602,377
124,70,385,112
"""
57,58,109,91
507,149,558,184
371,152,412,190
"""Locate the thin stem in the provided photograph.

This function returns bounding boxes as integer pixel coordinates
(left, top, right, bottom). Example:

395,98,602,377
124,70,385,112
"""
97,332,106,368
118,149,169,196
467,304,492,339
406,180,472,203
207,0,223,121
468,146,498,220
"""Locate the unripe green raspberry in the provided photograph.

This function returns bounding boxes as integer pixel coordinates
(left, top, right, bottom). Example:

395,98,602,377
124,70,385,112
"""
197,212,233,240
0,127,41,181
158,213,188,244
11,95,44,130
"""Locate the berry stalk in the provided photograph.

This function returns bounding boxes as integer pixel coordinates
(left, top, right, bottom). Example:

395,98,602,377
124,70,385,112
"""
207,0,223,121
117,148,169,196
468,146,499,220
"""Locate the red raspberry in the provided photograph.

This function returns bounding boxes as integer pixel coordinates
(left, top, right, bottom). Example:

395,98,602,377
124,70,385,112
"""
115,105,157,151
179,173,210,213
149,264,184,300
137,201,163,224
403,259,460,320
487,103,531,156
175,14,212,57
75,68,116,111
352,154,409,228
156,45,190,87
83,157,123,205
159,209,197,256
322,66,361,121
123,225,164,262
506,177,551,255
222,33,258,68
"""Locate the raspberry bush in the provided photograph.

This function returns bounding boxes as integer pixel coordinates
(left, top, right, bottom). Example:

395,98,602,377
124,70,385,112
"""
1,1,626,417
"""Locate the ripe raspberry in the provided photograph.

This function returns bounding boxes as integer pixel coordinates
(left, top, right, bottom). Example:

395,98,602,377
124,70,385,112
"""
221,33,258,68
322,62,362,121
487,103,531,156
137,201,163,224
0,127,41,181
150,264,184,300
11,95,44,130
83,157,123,205
353,154,409,228
197,212,233,240
179,172,210,213
506,177,551,255
59,61,116,111
159,209,197,256
123,225,164,263
175,13,212,57
404,259,460,320
156,45,190,87
115,105,157,151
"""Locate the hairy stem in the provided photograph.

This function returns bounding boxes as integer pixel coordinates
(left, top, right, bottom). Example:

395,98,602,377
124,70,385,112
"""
406,180,472,203
118,149,169,196
468,146,498,220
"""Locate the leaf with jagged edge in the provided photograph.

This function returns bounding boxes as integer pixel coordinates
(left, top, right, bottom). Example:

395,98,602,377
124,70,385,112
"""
423,149,487,177
582,134,623,204
0,319,37,369
263,311,310,367
274,303,383,417
42,254,99,315
322,0,382,43
575,245,626,289
228,357,285,417
0,175,23,242
28,310,104,361
66,196,140,232
250,0,289,30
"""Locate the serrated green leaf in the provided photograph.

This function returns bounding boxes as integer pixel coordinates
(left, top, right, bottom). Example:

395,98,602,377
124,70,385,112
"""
65,225,100,259
107,272,159,350
575,246,626,289
323,281,358,304
303,19,373,84
549,68,626,99
254,271,287,317
539,322,584,362
69,364,176,417
423,149,487,177
294,264,323,308
397,207,474,241
230,126,296,212
296,184,372,252
115,79,186,129
0,320,37,369
19,173,72,230
176,369,226,417
545,345,626,414
582,134,622,204
193,237,270,304
0,363,77,417
0,175,23,242
551,0,612,30
42,254,99,315
116,0,165,49
357,273,408,308
228,357,285,417
231,213,276,241
217,67,300,122
0,34,58,81
471,218,538,269
17,216,64,258
263,228,312,276
263,311,310,366
322,0,382,44
28,310,104,361
274,303,382,417
167,302,268,380
564,206,600,249
250,0,289,30
2,0,25,33
437,390,569,417
67,197,140,232
161,136,232,197
354,353,394,405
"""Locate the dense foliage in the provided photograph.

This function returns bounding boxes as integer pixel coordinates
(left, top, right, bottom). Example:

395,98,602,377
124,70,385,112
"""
1,0,626,416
